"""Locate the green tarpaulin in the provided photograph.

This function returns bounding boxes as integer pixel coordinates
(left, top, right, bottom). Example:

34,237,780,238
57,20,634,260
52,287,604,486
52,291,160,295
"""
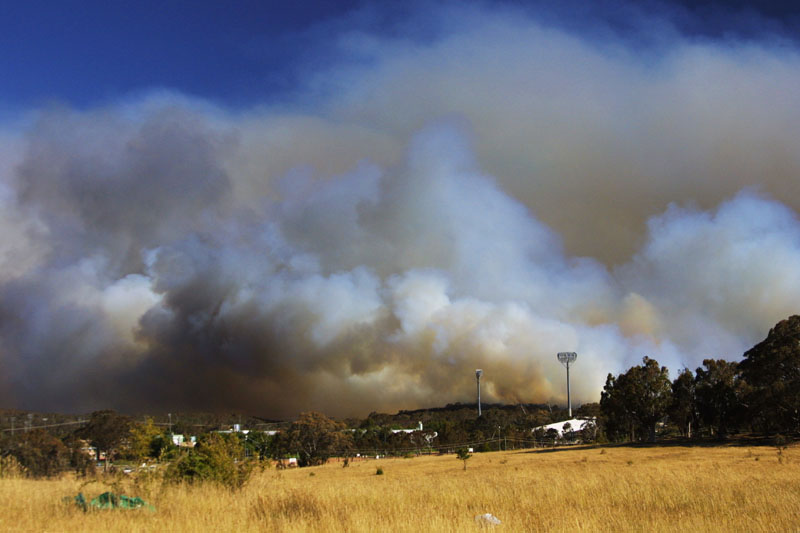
72,492,154,512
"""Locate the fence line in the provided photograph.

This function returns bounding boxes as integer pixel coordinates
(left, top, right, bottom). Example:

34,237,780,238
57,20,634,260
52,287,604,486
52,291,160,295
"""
323,436,571,458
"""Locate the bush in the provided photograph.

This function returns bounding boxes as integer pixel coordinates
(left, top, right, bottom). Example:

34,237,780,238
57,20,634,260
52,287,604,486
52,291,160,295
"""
456,448,472,470
0,454,24,478
3,430,68,478
165,433,254,490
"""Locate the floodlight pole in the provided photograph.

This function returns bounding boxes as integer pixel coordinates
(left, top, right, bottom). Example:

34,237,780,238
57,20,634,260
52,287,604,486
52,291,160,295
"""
557,352,578,418
476,369,483,417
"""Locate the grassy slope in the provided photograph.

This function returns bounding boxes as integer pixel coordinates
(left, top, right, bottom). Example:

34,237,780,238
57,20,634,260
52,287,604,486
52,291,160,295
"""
1,444,799,532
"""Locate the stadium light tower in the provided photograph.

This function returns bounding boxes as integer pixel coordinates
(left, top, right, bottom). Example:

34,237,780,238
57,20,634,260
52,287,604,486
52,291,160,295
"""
476,369,483,417
557,352,578,417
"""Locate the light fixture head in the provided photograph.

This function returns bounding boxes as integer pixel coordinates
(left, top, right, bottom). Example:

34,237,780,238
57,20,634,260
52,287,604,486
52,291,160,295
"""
557,352,577,366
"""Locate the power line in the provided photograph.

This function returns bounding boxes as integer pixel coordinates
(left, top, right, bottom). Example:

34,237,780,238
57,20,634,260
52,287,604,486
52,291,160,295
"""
0,419,86,432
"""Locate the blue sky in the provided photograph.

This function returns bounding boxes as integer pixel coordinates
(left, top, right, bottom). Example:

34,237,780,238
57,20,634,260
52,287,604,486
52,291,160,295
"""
2,0,799,110
1,0,363,108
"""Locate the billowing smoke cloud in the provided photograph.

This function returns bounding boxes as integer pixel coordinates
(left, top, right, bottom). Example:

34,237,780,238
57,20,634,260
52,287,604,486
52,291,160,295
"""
1,3,800,417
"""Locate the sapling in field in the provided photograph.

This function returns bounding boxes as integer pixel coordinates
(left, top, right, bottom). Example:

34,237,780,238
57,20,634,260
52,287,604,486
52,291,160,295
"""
456,448,472,470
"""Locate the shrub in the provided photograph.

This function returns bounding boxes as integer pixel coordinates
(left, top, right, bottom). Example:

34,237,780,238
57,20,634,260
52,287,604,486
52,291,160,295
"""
76,410,132,468
456,448,472,470
0,454,24,478
165,433,254,490
3,430,68,478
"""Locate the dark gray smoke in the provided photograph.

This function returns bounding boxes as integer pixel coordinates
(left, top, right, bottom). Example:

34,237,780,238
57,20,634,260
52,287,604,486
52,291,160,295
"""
1,4,800,417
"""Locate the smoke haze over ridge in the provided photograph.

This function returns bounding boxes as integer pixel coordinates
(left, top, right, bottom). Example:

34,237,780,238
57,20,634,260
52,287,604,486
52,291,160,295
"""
1,2,799,417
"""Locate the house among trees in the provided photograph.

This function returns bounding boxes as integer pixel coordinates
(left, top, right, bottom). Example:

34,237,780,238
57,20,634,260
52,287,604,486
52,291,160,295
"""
77,439,98,461
389,421,439,444
171,434,197,447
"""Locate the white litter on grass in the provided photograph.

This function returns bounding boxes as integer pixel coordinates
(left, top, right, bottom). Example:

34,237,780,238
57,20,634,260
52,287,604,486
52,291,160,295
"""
475,513,501,526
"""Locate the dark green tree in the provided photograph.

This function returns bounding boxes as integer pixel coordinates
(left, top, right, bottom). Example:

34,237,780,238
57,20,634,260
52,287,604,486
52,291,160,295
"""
76,410,132,470
694,359,746,439
739,315,800,434
284,412,353,467
575,402,601,419
669,368,697,438
243,431,274,461
433,420,469,447
601,357,672,442
456,448,472,470
601,372,636,441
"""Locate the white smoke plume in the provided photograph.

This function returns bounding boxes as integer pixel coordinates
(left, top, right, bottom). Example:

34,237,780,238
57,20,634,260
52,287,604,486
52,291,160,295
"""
1,2,799,417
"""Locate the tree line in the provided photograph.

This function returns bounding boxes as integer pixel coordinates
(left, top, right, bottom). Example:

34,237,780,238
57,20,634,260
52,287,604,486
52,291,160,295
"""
600,315,800,442
0,403,587,480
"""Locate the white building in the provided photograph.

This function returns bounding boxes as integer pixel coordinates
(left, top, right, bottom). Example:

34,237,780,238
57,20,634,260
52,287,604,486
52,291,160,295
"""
533,418,596,438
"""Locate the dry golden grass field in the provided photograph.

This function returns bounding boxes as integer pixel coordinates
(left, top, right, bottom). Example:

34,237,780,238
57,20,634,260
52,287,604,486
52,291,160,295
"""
1,443,799,532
